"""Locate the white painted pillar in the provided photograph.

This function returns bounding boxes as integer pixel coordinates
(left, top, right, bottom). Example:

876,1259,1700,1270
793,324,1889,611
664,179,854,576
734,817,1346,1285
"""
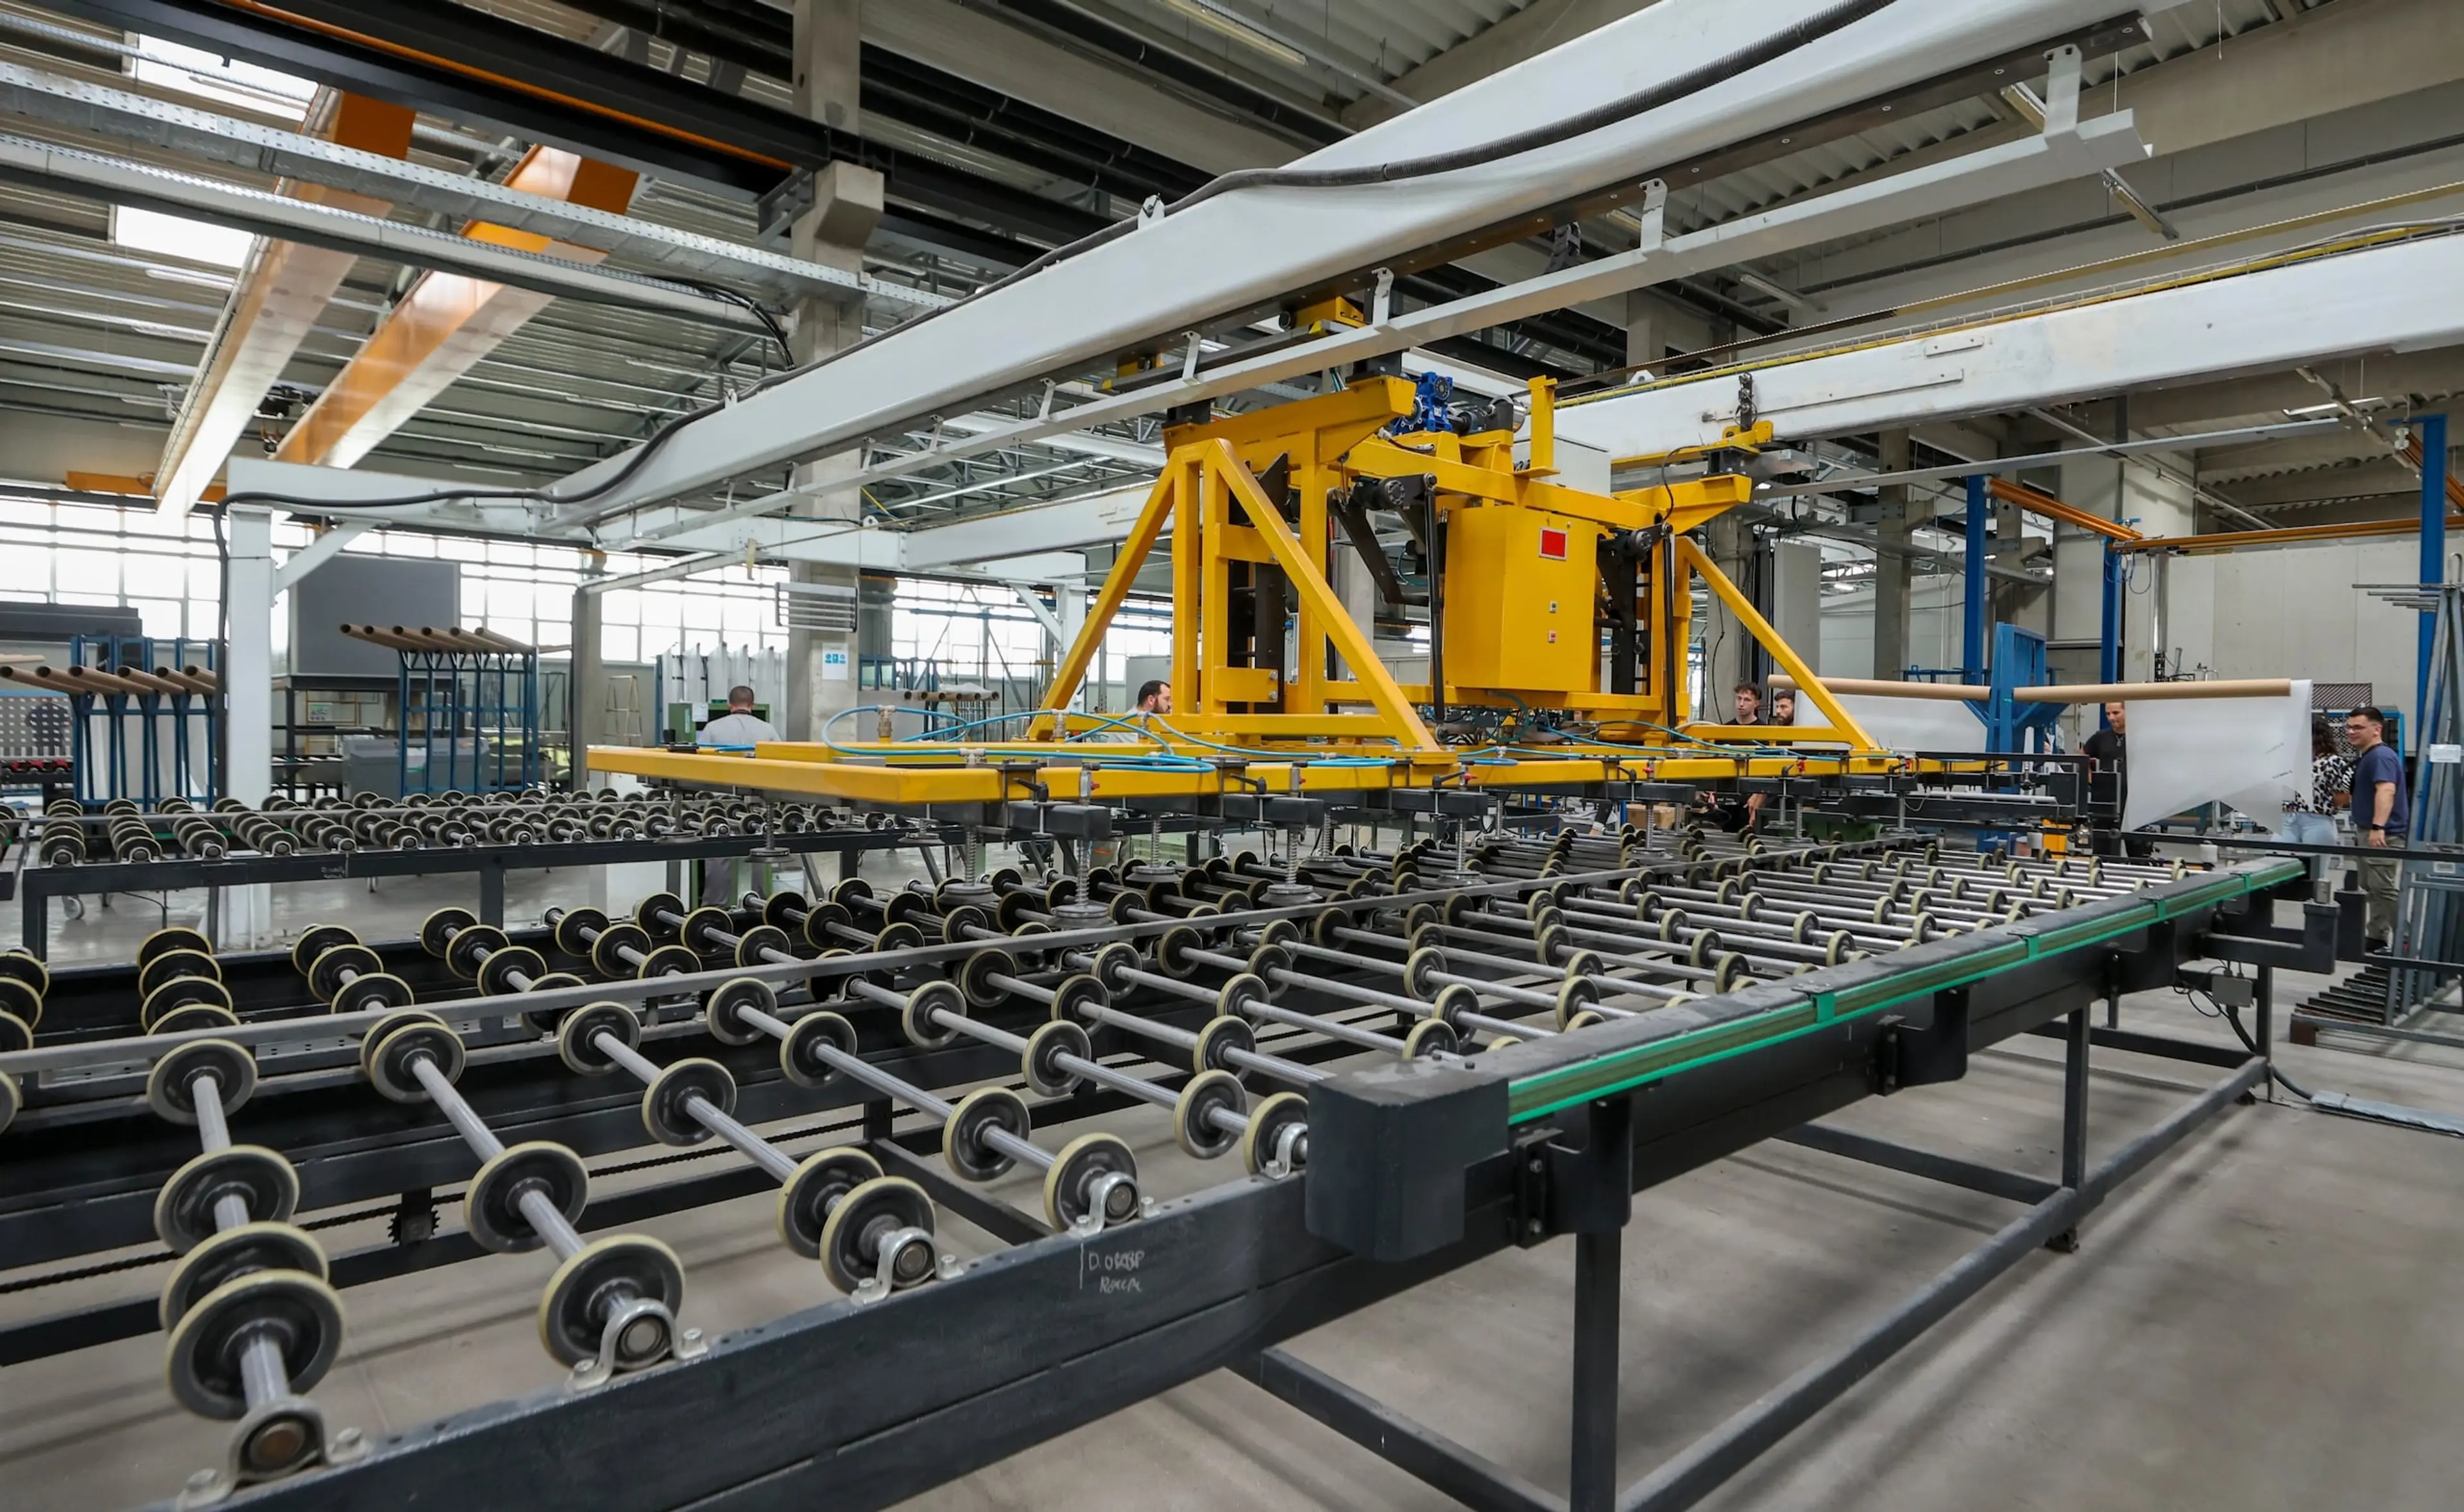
225,508,273,804
223,507,276,948
570,556,605,790
1056,579,1088,709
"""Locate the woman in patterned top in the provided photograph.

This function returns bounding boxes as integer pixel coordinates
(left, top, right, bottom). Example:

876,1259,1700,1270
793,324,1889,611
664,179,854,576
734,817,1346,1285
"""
2284,718,2351,899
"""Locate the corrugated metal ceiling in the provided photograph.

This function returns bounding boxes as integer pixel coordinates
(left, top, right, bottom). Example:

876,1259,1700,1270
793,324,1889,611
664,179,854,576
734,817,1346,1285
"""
0,0,2345,520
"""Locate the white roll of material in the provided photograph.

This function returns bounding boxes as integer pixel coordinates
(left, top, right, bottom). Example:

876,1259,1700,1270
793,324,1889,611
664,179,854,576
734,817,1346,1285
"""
2120,681,2313,834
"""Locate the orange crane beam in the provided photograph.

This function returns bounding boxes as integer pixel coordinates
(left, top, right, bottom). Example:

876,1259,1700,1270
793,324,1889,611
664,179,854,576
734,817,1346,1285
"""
275,148,638,470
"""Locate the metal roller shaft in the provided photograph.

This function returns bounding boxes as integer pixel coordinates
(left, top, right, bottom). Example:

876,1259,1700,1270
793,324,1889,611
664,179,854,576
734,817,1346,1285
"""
732,999,1052,1174
183,1066,298,1413
591,1031,799,1185
402,1051,583,1262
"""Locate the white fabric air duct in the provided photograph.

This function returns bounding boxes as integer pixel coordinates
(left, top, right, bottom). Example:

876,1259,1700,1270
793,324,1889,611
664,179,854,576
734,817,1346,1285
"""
2120,682,2313,834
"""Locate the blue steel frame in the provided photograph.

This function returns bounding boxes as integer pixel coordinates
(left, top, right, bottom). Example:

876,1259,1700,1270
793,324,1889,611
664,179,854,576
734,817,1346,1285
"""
1964,475,1989,684
65,634,219,807
2420,412,2449,727
397,645,540,795
1982,622,2064,752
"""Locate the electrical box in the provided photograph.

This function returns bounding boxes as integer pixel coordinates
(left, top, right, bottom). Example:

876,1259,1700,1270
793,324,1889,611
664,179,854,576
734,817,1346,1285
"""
1442,505,1600,696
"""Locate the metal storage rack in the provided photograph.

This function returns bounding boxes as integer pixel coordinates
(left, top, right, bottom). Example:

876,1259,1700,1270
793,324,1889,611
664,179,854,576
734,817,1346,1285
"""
0,635,223,806
338,625,540,795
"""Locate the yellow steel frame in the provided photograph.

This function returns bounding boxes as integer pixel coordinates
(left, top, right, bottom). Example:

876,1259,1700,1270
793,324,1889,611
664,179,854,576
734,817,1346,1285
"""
590,378,1892,802
594,744,1919,806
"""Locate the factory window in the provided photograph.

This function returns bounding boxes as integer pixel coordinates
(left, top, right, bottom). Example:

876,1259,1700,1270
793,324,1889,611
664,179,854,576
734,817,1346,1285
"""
0,493,225,641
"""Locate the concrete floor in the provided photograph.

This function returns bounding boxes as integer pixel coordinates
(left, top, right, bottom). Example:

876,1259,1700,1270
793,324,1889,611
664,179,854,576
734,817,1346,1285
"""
6,866,2464,1512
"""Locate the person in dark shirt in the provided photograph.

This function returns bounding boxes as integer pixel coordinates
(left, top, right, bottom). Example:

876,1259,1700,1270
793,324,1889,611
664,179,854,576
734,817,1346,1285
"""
2345,704,2409,950
1700,682,1765,831
2080,701,2153,858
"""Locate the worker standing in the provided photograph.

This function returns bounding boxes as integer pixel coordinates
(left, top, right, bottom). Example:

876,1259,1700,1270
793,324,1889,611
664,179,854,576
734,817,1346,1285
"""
2280,718,2350,903
2344,705,2408,953
696,684,780,749
695,686,780,905
1702,681,1764,833
1093,681,1177,869
2080,701,2154,859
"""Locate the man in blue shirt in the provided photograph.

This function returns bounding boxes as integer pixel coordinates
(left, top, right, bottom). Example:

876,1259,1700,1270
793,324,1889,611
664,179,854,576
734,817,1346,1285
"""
2344,705,2409,951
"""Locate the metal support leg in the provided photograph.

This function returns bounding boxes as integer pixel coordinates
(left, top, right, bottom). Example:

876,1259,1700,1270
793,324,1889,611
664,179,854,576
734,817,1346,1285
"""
1570,1227,1622,1512
2252,964,2275,1102
2049,1006,2090,1252
1566,1092,1633,1512
478,864,504,928
23,887,45,956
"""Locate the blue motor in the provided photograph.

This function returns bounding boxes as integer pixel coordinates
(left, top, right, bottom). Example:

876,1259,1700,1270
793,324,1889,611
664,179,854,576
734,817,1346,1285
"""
1392,371,1455,436
1387,371,1519,438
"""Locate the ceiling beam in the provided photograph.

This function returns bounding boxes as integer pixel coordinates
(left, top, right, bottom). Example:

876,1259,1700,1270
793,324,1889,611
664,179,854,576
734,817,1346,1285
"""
0,131,770,332
155,89,414,520
275,147,642,470
549,95,2151,524
1558,234,2464,459
0,58,929,305
35,0,1122,251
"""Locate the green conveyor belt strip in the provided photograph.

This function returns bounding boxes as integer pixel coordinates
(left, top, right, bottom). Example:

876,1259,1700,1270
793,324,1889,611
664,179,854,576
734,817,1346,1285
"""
1507,859,2302,1123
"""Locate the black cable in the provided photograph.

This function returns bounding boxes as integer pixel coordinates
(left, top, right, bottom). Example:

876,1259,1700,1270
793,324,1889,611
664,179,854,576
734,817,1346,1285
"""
2221,1000,2314,1100
683,281,792,364
1164,0,1895,207
2186,977,2316,1101
219,0,1901,521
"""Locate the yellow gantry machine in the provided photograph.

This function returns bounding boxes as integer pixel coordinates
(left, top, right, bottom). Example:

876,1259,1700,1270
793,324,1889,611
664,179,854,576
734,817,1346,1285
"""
594,374,1896,807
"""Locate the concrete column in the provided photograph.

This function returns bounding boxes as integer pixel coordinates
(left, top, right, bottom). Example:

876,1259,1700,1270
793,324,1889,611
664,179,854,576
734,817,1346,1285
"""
570,556,604,789
1622,291,1659,373
1700,511,1750,718
1872,429,1913,680
1328,538,1376,686
782,0,882,744
1771,541,1823,679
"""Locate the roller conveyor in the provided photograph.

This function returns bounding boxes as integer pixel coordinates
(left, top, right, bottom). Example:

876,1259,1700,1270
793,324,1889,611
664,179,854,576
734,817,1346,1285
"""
0,827,2333,1512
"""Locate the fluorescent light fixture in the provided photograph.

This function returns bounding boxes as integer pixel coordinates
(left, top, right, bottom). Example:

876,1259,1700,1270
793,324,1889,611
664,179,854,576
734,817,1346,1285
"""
112,206,257,270
1152,0,1309,68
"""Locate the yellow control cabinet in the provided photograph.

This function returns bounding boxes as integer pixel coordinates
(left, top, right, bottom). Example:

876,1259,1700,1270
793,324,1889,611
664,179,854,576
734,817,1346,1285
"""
1442,504,1600,697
